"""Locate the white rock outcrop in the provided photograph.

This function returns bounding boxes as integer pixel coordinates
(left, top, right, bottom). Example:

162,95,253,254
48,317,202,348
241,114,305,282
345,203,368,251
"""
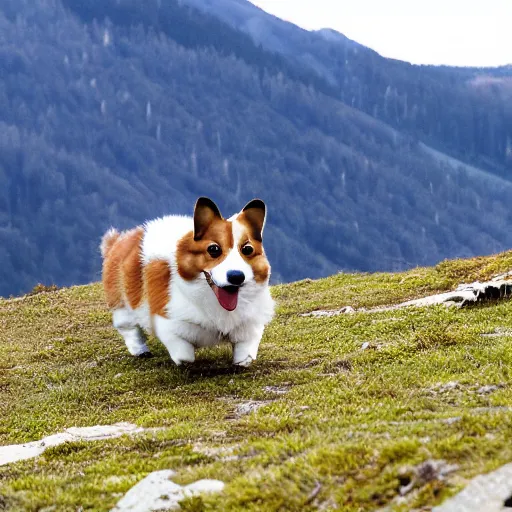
0,422,143,466
302,278,512,317
111,470,225,512
434,462,512,512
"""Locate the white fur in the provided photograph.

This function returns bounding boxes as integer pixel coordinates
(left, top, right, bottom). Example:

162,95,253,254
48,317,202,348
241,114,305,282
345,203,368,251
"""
141,215,192,264
100,228,119,257
113,308,150,356
113,213,274,366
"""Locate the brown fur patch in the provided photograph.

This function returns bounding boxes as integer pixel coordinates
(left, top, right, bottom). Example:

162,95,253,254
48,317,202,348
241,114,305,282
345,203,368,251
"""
236,214,270,284
102,227,144,309
145,260,171,317
176,218,234,281
123,241,144,309
249,253,271,284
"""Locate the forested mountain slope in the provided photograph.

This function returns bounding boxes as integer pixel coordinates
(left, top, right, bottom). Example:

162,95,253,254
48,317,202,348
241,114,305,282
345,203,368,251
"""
185,0,512,175
0,0,511,296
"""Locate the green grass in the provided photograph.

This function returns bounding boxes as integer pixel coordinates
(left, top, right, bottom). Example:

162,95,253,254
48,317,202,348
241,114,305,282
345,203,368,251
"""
2,252,512,510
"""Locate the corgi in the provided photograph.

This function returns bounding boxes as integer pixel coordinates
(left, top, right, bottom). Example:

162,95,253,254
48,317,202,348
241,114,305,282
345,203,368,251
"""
100,198,274,366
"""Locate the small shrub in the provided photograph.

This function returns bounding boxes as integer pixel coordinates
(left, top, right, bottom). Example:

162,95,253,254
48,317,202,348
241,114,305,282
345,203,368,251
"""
28,283,59,296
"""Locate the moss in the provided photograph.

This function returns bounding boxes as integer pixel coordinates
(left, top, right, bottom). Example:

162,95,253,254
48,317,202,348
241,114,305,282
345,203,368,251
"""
2,252,512,510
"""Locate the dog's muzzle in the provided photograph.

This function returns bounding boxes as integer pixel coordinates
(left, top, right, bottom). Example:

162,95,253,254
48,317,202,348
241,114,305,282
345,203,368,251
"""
203,271,240,311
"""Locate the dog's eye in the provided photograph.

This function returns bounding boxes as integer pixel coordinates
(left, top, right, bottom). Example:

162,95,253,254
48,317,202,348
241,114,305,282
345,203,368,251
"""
207,244,222,258
241,245,254,256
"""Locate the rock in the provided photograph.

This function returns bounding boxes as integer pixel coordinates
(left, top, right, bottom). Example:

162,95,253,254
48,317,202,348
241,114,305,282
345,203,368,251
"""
481,327,512,338
442,417,461,425
235,400,271,416
476,385,502,395
301,278,512,318
305,481,322,504
65,423,143,441
436,381,460,393
429,381,461,395
405,279,512,309
111,470,224,512
192,444,236,458
434,462,512,512
491,271,512,281
399,459,459,496
0,422,143,466
263,385,289,395
301,306,355,317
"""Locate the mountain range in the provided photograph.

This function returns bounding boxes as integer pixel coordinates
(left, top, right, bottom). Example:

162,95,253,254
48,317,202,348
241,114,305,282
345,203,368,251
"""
0,0,511,296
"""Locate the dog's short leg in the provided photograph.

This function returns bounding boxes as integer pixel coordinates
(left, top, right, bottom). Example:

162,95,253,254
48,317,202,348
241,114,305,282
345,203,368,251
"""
112,308,151,356
231,324,265,367
153,315,195,366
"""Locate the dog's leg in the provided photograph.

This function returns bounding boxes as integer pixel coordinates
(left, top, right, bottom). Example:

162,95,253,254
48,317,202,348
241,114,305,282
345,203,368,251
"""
153,315,195,366
112,308,151,356
231,324,265,367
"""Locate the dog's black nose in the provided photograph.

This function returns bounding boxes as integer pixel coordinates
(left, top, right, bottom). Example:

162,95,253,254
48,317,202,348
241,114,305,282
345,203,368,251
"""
227,270,245,286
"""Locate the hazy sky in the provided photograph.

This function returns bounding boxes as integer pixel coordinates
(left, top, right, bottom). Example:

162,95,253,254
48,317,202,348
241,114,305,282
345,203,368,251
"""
249,0,511,67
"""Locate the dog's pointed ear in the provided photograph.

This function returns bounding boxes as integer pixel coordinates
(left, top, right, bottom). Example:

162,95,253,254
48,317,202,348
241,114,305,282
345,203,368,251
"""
194,197,223,240
241,199,266,242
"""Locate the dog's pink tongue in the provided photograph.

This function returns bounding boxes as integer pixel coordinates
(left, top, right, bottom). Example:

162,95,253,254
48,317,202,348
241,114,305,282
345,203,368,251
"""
214,286,239,311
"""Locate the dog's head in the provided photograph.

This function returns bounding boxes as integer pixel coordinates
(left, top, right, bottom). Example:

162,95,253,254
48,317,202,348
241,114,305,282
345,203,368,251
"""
176,197,270,311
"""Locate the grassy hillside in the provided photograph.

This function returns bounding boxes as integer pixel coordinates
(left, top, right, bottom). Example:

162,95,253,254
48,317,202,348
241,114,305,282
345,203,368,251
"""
2,253,512,510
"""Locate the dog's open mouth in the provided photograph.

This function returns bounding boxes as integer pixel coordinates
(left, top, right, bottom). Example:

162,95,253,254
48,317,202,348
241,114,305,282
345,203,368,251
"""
203,272,239,311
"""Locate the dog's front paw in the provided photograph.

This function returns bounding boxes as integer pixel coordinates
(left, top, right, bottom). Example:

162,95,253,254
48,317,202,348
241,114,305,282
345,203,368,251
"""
171,355,195,366
166,339,195,366
233,355,254,367
170,349,195,366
